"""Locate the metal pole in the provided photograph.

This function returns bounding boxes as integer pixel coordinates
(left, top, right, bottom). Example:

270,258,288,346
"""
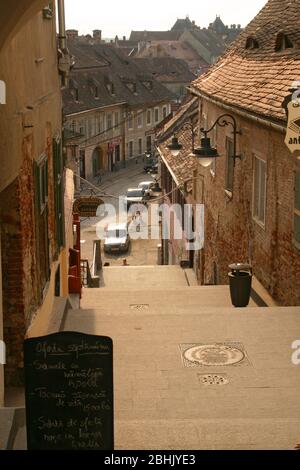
57,0,67,51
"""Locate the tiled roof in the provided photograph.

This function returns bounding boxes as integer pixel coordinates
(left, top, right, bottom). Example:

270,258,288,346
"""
132,57,195,83
136,41,209,76
158,98,199,191
63,43,175,115
190,0,300,122
159,124,198,192
130,31,182,42
171,18,194,32
189,28,227,57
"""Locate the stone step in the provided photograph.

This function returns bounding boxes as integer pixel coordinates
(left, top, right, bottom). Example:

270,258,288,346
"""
80,285,258,310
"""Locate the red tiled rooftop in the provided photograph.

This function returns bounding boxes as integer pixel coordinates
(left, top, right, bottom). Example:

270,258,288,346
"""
190,0,300,122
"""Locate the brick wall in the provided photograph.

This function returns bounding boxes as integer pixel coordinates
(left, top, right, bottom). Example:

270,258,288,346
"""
198,98,300,305
0,180,26,385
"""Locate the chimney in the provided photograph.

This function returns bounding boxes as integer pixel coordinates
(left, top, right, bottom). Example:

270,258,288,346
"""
66,29,78,41
93,30,102,43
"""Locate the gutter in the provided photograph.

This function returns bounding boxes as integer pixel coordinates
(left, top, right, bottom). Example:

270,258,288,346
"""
187,87,286,134
157,147,180,187
65,102,127,117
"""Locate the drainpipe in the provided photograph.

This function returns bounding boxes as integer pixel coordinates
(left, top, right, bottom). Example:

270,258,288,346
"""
57,0,67,51
57,0,71,86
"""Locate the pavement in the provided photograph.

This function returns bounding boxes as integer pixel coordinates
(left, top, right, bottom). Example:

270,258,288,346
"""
2,268,300,450
66,285,300,450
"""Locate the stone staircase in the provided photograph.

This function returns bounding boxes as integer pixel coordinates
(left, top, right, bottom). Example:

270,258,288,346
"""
2,265,300,450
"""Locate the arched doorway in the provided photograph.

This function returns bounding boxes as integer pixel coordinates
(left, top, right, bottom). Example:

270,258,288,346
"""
92,147,104,177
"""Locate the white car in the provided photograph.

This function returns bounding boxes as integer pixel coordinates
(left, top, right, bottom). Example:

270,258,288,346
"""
138,181,156,192
104,223,130,253
125,188,146,209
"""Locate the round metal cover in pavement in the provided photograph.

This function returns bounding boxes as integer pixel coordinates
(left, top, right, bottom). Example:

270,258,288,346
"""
184,344,245,366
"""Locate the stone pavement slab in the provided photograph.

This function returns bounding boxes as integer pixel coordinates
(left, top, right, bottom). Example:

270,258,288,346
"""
0,408,15,450
80,285,257,310
64,301,300,450
97,266,189,290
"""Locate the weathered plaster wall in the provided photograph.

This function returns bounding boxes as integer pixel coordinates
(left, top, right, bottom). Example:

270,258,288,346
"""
0,9,67,386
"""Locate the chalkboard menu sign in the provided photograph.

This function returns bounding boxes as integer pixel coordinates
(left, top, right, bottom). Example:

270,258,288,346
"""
24,332,113,450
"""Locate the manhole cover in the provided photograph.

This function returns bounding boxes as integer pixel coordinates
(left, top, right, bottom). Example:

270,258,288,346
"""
130,304,149,311
181,343,247,367
198,374,229,386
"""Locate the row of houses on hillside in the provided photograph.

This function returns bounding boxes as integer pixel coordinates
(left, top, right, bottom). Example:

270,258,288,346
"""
63,40,175,185
158,0,300,307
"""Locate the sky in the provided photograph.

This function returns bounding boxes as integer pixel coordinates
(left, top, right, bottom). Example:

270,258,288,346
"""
64,0,267,39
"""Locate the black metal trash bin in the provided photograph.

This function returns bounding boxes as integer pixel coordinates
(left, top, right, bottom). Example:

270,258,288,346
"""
228,263,252,308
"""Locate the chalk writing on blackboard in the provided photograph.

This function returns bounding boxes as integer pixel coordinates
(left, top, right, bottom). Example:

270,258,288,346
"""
24,332,114,450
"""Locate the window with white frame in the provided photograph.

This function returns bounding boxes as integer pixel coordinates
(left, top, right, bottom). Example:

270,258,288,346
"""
128,113,134,130
114,111,119,128
107,113,112,131
96,115,101,134
253,155,266,225
163,106,168,119
138,138,143,155
137,110,143,128
146,109,152,126
129,141,134,158
294,171,300,245
79,121,85,135
154,107,159,123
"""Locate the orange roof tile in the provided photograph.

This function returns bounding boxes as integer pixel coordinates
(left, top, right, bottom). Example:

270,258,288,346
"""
190,0,300,122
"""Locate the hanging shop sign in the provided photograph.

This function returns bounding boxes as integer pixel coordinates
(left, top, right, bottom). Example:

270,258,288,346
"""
73,196,103,218
283,82,300,153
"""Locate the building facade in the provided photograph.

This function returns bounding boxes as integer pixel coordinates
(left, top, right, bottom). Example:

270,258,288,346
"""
0,2,74,396
157,98,198,267
63,41,174,183
189,0,300,305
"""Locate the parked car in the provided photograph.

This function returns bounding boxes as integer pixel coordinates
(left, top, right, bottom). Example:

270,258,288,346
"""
125,188,146,209
148,183,163,199
104,223,130,253
138,181,156,193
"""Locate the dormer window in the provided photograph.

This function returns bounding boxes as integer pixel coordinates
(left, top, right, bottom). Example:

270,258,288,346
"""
126,82,137,94
95,86,99,99
245,37,259,50
275,32,293,51
143,81,153,91
69,79,79,102
106,82,115,95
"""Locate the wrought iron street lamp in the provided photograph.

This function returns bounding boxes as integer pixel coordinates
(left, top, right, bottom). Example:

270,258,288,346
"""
167,113,241,168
